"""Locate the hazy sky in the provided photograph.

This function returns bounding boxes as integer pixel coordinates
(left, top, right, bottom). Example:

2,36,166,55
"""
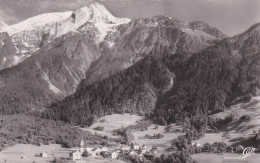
0,0,259,36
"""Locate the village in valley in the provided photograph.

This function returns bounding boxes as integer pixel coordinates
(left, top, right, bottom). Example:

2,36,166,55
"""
67,139,158,163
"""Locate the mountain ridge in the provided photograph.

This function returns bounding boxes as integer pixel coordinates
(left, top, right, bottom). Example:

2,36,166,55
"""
0,3,239,127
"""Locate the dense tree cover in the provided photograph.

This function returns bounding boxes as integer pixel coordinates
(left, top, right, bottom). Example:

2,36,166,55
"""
42,56,174,125
41,24,260,132
145,130,201,163
0,115,105,151
154,31,260,125
112,120,152,144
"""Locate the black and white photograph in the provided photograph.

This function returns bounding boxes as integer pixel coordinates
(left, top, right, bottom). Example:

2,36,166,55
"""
0,0,260,162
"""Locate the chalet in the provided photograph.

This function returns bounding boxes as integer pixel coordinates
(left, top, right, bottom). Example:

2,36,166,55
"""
101,147,108,152
70,151,82,162
40,152,48,157
152,149,158,154
85,147,93,152
191,142,201,148
141,149,147,154
130,150,138,156
89,148,101,156
133,144,140,150
196,143,201,148
142,145,148,150
142,145,152,152
111,151,118,159
89,152,96,157
120,145,131,151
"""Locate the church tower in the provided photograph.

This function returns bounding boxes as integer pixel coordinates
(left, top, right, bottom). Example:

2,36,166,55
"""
80,138,84,153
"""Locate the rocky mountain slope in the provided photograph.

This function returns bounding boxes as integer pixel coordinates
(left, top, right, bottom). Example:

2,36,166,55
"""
0,2,129,70
83,15,226,85
0,30,102,114
0,3,225,114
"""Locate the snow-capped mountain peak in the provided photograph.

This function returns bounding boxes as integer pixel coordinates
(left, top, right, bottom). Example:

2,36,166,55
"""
1,12,72,35
73,2,116,24
70,3,130,41
0,3,130,70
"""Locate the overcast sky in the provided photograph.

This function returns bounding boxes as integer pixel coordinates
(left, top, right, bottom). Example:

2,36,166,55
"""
0,0,259,36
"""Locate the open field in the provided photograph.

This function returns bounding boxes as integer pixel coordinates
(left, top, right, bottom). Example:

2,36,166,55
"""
206,96,260,145
193,133,230,145
192,153,260,163
0,144,64,163
132,124,184,154
81,113,143,137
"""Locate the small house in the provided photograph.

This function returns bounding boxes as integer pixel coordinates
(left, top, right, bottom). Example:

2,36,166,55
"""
91,148,101,156
85,147,93,152
70,151,82,161
89,152,96,157
142,145,151,151
196,143,201,148
129,150,138,156
133,144,140,150
121,145,131,151
111,151,118,159
141,149,147,154
142,145,147,150
101,147,108,152
152,149,158,154
40,152,48,157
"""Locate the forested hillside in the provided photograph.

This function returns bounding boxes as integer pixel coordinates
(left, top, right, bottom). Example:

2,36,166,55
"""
42,55,175,125
42,24,260,129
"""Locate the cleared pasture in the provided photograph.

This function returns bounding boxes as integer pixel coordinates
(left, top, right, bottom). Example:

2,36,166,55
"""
82,113,143,137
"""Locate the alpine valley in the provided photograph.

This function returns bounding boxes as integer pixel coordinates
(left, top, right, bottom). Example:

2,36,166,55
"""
0,2,260,163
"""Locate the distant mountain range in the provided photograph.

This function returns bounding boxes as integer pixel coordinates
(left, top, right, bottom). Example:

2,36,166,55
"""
0,3,259,128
